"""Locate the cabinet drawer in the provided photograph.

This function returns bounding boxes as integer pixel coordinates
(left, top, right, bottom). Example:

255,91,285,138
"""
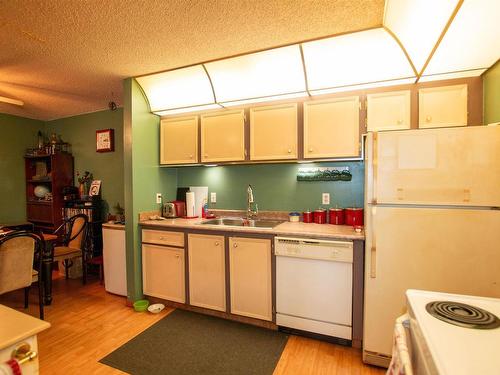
27,203,52,223
142,229,184,247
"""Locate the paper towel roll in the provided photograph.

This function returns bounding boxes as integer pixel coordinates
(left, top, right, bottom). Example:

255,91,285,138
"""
186,191,196,217
189,186,208,218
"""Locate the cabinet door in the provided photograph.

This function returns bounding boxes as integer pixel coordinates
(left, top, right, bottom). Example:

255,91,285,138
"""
250,103,297,160
367,90,411,131
303,96,360,158
419,84,467,128
160,116,198,164
142,244,185,303
188,234,226,311
229,237,272,321
201,110,245,162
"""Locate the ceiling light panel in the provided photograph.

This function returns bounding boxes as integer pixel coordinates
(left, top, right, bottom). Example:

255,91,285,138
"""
423,0,500,76
302,28,415,92
384,0,458,73
205,45,307,104
136,65,215,112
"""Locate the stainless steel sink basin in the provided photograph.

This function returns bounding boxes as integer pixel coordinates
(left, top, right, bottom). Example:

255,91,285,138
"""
199,217,283,229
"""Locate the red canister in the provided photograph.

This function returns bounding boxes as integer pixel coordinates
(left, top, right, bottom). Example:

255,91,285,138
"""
313,209,327,224
302,210,313,223
345,208,364,226
329,208,345,225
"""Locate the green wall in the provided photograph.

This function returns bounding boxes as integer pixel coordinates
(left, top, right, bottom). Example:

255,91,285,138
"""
0,113,44,222
45,109,124,215
176,161,364,212
483,61,500,124
123,78,177,302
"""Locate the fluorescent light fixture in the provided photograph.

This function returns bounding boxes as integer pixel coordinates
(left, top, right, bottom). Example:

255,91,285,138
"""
154,103,223,117
419,68,487,82
423,0,500,76
302,28,415,92
204,164,218,167
384,0,458,73
220,92,308,107
309,77,415,96
205,45,307,103
136,65,215,112
0,95,24,106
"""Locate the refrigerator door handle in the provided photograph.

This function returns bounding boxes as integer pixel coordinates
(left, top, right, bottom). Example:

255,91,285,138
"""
370,246,377,278
369,205,377,278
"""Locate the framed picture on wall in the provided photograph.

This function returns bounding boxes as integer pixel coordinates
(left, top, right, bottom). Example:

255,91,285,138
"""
96,129,114,152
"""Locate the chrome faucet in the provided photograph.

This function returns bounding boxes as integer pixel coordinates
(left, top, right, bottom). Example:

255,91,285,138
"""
246,185,258,219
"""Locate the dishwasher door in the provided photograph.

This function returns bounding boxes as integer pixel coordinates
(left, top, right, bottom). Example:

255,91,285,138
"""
275,237,353,340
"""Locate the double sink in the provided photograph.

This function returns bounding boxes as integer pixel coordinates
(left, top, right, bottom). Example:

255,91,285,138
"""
199,217,283,229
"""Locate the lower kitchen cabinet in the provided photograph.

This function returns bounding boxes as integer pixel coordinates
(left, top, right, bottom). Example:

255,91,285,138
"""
142,244,185,303
229,237,272,321
188,233,226,311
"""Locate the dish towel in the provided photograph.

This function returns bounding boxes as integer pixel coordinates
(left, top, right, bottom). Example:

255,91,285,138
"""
0,359,21,375
387,314,413,375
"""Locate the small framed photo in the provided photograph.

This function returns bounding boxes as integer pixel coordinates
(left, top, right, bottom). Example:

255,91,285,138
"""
96,129,114,152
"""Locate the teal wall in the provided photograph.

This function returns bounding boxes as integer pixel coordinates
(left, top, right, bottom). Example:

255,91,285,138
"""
483,61,500,124
45,109,124,215
176,161,364,212
123,78,177,302
0,113,44,222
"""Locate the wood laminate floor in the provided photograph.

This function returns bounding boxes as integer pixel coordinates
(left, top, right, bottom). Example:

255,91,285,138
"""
0,276,385,374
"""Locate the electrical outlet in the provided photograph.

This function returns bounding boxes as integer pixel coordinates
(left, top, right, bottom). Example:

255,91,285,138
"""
210,192,217,203
322,193,330,205
156,193,162,204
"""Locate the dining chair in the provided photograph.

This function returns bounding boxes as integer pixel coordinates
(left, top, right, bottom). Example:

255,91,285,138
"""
0,231,44,319
53,213,89,283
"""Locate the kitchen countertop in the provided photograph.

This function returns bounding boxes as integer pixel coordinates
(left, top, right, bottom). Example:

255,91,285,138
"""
102,222,125,230
0,305,50,350
139,217,364,240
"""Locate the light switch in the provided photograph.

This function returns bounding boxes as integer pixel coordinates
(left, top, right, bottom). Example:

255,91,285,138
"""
156,193,162,204
322,193,330,205
210,192,217,203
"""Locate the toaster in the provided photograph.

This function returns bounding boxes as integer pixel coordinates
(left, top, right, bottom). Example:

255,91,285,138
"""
162,200,186,218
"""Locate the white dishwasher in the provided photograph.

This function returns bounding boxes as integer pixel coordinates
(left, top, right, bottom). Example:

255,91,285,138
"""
275,236,353,341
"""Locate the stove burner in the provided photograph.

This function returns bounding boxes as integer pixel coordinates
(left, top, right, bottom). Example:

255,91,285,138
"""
426,301,500,329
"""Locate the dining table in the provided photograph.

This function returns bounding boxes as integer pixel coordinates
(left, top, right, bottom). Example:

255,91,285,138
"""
39,233,58,305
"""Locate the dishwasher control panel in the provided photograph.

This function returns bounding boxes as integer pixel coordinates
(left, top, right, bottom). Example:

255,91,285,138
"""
275,237,353,263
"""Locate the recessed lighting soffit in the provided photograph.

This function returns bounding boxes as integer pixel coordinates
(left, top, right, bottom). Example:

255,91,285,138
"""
136,0,500,116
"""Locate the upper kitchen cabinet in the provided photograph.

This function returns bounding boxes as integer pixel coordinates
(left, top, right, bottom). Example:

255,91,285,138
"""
366,90,411,132
419,84,468,128
303,96,360,159
201,110,245,163
160,116,198,165
250,103,298,160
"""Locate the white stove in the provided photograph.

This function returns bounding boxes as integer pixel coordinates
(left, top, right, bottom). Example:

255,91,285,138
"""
404,289,500,375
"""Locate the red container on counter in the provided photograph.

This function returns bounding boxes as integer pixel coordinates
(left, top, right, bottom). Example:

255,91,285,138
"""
302,210,313,223
345,207,364,226
329,208,345,225
313,209,327,224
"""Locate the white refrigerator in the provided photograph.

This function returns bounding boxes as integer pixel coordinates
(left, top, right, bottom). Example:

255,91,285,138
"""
362,125,500,367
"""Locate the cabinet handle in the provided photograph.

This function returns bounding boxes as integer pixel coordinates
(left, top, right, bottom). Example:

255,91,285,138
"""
287,149,292,154
426,115,432,123
189,154,193,159
175,254,180,258
308,148,313,153
204,154,208,158
397,119,402,125
12,342,37,365
233,243,238,248
159,236,165,240
214,241,219,246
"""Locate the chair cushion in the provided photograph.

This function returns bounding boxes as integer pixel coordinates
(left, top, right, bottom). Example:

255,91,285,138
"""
53,246,81,261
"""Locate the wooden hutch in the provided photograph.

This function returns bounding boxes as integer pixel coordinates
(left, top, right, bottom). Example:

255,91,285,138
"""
25,153,74,232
